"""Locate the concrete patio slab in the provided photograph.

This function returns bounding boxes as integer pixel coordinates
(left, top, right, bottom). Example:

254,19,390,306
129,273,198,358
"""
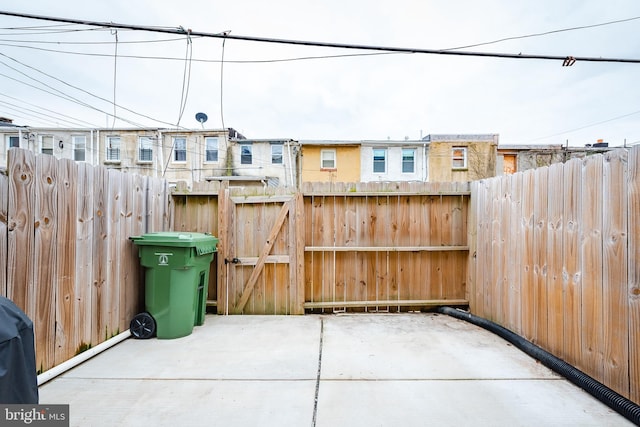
38,313,633,427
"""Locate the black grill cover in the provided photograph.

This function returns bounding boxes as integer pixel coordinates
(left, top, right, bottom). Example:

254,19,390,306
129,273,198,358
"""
0,297,38,403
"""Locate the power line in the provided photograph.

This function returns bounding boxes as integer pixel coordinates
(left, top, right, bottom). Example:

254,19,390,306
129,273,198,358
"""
1,10,640,64
443,15,640,51
0,41,407,64
0,92,100,127
0,51,187,128
528,109,640,143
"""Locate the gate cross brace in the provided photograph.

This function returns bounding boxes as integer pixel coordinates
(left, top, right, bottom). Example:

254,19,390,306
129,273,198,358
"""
234,201,291,313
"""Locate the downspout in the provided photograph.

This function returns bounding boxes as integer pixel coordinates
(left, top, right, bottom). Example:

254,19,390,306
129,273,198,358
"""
156,130,163,179
90,129,94,165
437,307,640,425
286,140,294,189
423,142,428,182
96,129,100,166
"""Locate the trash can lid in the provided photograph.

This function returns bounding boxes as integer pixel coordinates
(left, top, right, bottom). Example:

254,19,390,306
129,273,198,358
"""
130,232,218,253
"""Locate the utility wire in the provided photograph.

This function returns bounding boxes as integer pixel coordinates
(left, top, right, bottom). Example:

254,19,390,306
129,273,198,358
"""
1,10,639,64
0,92,100,127
443,15,640,51
527,109,640,142
0,41,406,64
0,70,147,128
0,35,197,45
0,51,187,128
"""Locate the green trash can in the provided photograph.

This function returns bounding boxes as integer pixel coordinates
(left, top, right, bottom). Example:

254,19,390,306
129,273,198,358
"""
129,232,218,339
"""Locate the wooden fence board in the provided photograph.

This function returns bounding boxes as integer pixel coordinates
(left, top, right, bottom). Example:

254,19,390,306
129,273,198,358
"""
508,173,522,334
520,170,535,341
33,154,57,372
546,163,564,357
580,154,604,381
602,150,629,397
628,145,640,403
533,167,549,347
7,149,36,320
54,158,77,365
76,163,93,348
562,158,582,367
102,169,121,340
0,173,7,298
91,166,108,345
490,178,502,323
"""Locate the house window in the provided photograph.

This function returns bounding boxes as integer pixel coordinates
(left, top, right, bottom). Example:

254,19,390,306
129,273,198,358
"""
173,137,186,162
240,144,252,164
452,147,467,170
271,144,283,164
6,135,19,149
106,136,121,162
41,136,53,155
73,135,86,161
373,148,386,173
139,136,154,162
321,149,336,169
402,148,415,173
205,137,218,162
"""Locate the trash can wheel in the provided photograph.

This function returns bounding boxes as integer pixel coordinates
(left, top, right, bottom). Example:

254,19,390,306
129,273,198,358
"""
130,312,156,339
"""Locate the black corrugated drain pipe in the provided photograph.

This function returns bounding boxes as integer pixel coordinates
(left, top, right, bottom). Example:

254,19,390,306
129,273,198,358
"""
436,306,640,426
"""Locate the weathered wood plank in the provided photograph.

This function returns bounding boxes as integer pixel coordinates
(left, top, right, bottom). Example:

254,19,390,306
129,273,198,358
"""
7,149,36,319
562,158,582,367
75,163,93,348
602,150,629,397
91,166,109,345
533,166,549,347
54,158,77,365
520,170,535,341
304,299,468,309
304,246,469,252
33,154,57,372
628,145,640,404
580,154,604,381
546,163,564,357
0,171,6,298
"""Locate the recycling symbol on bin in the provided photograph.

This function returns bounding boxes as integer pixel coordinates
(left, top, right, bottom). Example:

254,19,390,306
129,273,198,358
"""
156,252,172,265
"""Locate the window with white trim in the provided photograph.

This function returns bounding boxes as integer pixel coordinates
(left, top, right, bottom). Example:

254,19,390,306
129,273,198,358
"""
205,137,218,162
106,136,121,162
373,148,386,173
452,147,468,170
320,149,336,169
139,136,154,162
173,137,186,162
41,136,53,155
73,135,86,161
240,144,252,164
6,135,19,150
402,148,415,173
271,144,283,164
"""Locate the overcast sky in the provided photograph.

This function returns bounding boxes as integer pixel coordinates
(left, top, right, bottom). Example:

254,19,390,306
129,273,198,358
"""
0,1,639,146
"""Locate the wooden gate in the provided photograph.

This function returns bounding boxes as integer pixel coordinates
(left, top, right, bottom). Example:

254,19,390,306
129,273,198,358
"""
217,189,304,314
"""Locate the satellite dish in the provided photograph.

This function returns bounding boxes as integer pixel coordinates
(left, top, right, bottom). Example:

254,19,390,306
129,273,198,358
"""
195,112,208,124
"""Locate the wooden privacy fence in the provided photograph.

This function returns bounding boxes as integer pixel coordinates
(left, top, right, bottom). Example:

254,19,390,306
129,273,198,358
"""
173,181,470,314
468,146,640,404
0,149,170,373
302,182,469,311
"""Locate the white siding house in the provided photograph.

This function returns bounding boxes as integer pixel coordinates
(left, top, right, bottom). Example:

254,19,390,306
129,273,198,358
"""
360,140,428,182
